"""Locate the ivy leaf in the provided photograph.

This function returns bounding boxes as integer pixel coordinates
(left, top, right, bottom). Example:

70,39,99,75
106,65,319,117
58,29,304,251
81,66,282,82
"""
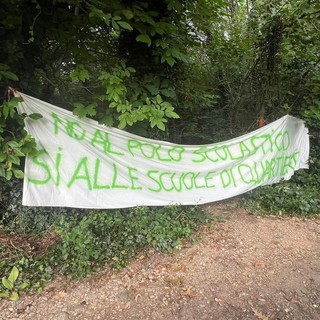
136,34,151,46
118,21,133,31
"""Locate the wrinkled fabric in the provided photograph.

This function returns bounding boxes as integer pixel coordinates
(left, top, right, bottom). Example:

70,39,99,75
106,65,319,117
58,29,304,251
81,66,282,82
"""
16,92,309,208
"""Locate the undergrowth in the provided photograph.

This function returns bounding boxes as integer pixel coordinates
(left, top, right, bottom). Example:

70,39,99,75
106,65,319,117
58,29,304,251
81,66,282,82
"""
242,144,320,216
52,205,211,276
0,202,211,299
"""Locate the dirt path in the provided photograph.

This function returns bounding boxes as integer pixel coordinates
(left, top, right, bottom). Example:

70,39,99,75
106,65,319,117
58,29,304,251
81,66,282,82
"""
1,203,319,320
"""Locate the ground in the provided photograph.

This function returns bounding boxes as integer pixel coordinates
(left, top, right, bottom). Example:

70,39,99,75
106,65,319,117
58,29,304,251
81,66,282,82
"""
0,202,319,320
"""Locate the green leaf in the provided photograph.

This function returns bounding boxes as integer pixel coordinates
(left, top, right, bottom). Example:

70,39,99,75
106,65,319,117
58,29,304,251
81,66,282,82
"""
160,88,176,98
29,113,43,120
1,71,19,81
18,283,29,290
5,169,13,181
3,104,10,119
2,278,13,290
8,266,19,284
112,20,119,30
145,84,159,95
166,57,175,67
78,69,90,82
71,65,90,82
85,104,97,117
10,292,19,301
136,34,151,46
0,165,5,177
168,111,180,119
118,21,133,31
156,95,163,104
157,121,165,131
12,148,24,156
2,98,20,119
7,154,20,165
13,170,24,179
21,141,36,154
118,118,126,129
7,141,19,148
103,116,114,127
0,63,9,70
73,103,97,118
122,9,134,20
0,292,9,298
73,103,86,118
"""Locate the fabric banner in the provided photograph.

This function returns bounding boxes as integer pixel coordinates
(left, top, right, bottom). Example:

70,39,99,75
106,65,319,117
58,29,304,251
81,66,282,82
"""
16,92,309,208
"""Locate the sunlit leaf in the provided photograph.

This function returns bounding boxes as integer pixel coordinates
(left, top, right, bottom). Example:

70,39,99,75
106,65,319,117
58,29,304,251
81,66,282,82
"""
10,292,19,301
2,278,13,290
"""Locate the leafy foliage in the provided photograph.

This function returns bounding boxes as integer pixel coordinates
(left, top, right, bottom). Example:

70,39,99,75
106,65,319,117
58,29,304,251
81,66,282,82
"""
0,93,39,180
0,204,211,298
0,257,53,299
0,266,29,301
0,0,226,178
53,205,210,276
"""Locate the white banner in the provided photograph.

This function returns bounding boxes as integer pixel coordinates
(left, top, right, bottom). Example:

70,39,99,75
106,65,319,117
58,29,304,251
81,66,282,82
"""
16,92,309,208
